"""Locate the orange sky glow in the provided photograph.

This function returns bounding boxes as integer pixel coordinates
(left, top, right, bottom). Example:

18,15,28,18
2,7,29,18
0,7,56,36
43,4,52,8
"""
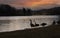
10,0,56,7
0,0,60,9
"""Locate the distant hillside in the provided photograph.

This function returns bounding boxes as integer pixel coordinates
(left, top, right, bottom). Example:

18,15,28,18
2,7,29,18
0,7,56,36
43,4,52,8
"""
33,7,60,15
0,25,60,38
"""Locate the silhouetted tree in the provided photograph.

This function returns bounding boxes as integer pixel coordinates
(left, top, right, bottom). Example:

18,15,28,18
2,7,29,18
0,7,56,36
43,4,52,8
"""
0,4,17,16
22,8,27,16
27,8,32,16
16,9,23,16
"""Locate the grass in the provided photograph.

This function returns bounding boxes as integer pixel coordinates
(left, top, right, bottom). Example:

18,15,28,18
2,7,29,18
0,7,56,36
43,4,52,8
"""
0,25,60,38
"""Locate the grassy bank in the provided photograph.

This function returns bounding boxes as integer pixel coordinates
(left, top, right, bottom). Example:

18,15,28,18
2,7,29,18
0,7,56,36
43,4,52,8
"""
0,25,60,38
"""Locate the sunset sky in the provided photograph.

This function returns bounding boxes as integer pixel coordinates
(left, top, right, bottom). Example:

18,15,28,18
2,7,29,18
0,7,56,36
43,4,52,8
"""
0,0,60,9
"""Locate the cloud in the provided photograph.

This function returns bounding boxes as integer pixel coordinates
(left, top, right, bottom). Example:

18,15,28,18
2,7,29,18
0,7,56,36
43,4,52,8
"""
0,0,60,9
9,0,55,7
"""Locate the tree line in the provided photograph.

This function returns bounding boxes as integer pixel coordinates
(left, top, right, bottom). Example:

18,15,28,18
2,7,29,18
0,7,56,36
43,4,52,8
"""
0,4,32,16
0,4,60,16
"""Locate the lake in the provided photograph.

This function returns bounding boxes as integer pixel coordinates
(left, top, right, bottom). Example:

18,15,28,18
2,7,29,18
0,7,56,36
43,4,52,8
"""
0,15,60,32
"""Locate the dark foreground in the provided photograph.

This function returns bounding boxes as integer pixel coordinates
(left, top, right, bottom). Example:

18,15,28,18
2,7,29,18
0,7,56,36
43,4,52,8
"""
0,25,60,38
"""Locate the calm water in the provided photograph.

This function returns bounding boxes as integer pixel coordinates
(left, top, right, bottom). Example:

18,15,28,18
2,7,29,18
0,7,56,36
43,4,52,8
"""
0,15,60,32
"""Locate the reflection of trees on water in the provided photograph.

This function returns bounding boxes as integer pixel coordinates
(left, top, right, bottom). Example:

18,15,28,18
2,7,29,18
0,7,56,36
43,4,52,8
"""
0,18,60,28
0,20,11,25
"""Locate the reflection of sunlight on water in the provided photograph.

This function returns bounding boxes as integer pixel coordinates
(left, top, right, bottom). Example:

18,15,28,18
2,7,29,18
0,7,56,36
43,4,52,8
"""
0,15,59,32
